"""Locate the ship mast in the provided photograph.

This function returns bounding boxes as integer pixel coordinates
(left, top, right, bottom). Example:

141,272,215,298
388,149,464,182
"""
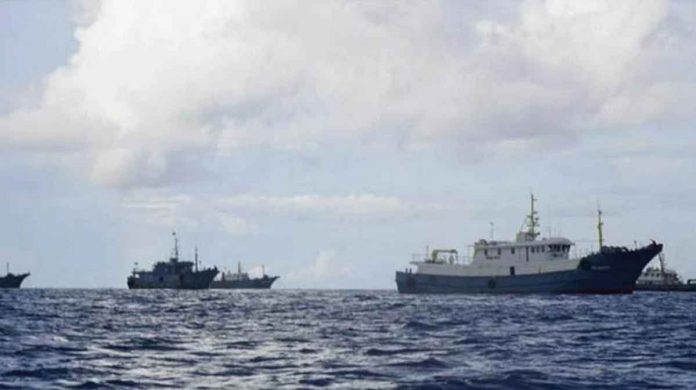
172,232,179,261
515,193,540,242
597,208,604,250
658,253,667,284
238,261,242,275
195,246,199,272
527,193,539,239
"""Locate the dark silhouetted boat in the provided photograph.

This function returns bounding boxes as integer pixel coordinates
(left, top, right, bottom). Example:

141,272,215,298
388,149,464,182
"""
210,262,279,289
0,263,29,288
127,233,218,289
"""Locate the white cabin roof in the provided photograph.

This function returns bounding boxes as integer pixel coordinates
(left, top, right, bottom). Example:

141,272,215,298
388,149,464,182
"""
474,237,573,249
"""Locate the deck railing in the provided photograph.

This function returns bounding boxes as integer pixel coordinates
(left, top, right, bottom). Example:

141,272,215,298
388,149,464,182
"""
410,240,655,265
410,253,472,265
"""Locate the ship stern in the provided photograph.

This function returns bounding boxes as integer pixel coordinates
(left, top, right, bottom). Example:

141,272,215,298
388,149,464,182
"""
395,271,418,294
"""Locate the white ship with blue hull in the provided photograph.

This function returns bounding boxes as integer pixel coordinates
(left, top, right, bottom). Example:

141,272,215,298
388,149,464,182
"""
396,195,662,294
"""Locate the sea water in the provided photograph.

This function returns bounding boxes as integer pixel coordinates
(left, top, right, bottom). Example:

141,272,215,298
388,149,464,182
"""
1,289,694,389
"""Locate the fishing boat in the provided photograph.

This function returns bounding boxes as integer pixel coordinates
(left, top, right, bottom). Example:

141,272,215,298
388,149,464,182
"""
396,195,662,294
0,263,29,288
635,253,696,292
210,262,279,289
127,233,218,289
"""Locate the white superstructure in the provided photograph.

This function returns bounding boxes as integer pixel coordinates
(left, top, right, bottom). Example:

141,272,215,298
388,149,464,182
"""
219,261,251,282
636,253,683,286
409,195,586,278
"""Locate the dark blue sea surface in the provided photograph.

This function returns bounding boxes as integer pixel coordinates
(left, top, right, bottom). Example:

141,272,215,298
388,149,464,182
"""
1,290,695,389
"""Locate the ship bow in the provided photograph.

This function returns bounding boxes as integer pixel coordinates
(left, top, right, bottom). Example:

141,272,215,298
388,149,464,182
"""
577,241,663,293
0,273,30,288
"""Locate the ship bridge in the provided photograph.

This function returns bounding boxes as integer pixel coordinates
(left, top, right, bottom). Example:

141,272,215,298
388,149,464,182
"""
472,237,574,264
407,194,583,278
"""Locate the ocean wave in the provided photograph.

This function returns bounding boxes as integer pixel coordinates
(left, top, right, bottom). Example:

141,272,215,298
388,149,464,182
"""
1,289,695,389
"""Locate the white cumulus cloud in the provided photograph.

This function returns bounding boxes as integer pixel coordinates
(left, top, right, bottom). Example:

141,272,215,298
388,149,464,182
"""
219,193,441,220
286,250,352,283
121,192,427,233
1,0,694,188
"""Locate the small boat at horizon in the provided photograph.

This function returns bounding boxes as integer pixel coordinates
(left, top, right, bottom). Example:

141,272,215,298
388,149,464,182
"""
210,262,279,289
635,253,696,292
396,194,662,294
127,233,218,290
0,263,29,288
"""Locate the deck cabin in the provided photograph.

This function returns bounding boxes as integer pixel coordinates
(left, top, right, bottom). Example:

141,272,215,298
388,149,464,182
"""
409,195,586,277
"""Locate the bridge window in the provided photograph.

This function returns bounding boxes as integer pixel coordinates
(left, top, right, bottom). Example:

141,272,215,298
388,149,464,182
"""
511,248,515,254
497,249,501,256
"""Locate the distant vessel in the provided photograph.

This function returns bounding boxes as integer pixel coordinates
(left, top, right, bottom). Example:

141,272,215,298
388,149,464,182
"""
635,253,696,292
0,263,29,288
127,233,218,290
210,262,279,289
396,195,663,294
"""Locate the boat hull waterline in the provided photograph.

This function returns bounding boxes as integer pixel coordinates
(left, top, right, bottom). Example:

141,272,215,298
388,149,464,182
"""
210,276,279,289
634,283,696,292
127,268,218,290
396,243,662,294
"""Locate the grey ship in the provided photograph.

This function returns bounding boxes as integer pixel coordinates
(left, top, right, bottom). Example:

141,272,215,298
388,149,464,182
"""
396,195,662,294
0,263,29,288
635,253,696,292
210,262,279,289
127,233,218,290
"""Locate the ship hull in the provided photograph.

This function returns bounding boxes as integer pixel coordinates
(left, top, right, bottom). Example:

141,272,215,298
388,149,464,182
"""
635,284,696,292
127,269,218,290
0,273,30,288
396,243,662,294
210,276,279,289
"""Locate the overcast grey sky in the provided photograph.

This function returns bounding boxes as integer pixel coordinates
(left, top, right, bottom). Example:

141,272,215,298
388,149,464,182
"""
1,0,695,288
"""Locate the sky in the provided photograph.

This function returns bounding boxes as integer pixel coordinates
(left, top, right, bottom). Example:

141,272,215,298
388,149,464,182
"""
1,0,695,288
